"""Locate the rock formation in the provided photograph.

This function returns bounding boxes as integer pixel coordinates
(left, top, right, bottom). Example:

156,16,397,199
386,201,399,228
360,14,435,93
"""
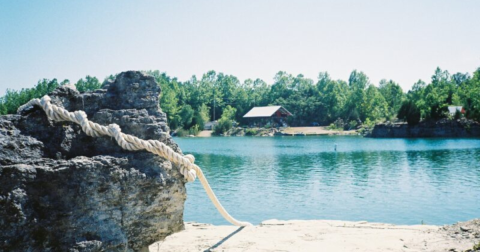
369,119,480,138
0,71,187,251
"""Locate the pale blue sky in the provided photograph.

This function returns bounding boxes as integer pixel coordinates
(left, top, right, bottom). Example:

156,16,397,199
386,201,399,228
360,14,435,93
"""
1,0,479,96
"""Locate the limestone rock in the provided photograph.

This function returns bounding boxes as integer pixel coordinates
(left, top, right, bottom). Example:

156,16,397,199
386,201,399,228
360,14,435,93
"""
0,71,187,251
369,119,480,138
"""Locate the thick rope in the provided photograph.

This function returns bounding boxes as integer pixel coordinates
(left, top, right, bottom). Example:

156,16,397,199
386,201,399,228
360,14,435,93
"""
18,96,252,227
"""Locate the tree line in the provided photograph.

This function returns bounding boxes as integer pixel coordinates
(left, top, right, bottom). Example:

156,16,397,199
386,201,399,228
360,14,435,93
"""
0,76,102,115
1,67,479,133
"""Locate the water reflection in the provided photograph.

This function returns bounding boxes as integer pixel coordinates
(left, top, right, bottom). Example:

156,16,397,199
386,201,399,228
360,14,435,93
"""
177,136,480,225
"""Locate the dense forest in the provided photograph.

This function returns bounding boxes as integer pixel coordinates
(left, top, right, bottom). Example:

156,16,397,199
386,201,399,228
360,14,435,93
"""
1,67,480,134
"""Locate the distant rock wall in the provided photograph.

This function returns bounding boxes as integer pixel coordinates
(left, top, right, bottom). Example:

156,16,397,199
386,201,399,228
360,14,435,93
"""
0,71,187,251
369,119,480,138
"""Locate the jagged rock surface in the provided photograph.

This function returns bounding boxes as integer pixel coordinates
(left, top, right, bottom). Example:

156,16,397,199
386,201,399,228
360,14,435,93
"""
0,71,187,252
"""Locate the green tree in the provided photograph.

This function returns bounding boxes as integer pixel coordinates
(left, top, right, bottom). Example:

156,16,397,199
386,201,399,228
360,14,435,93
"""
0,99,7,115
146,70,184,130
316,72,349,124
192,104,210,130
460,68,480,121
398,100,421,126
1,78,62,115
363,85,389,121
214,105,237,135
345,70,370,122
179,104,194,128
378,79,404,118
75,76,101,92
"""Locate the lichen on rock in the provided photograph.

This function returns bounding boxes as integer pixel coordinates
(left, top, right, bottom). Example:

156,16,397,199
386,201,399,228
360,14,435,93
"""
0,71,187,251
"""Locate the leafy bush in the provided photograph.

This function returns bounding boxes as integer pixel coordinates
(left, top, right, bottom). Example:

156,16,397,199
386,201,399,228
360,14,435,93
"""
428,104,448,120
75,76,101,92
327,118,344,131
192,104,210,130
397,100,421,126
175,128,189,137
327,123,337,130
347,120,358,130
221,105,237,120
356,118,376,135
213,118,232,135
363,118,376,128
245,128,258,136
213,105,236,135
189,124,200,136
175,125,200,137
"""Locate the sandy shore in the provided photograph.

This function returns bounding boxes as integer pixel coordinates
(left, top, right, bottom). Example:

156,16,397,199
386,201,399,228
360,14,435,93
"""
281,126,357,135
149,219,479,252
197,130,213,137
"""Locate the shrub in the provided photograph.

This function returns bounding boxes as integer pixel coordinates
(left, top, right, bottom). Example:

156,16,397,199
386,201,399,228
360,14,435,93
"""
363,118,375,128
75,76,101,92
327,118,344,131
327,123,337,130
176,128,189,137
213,105,236,135
192,104,210,130
454,110,462,120
245,128,258,136
428,104,448,120
213,118,232,135
397,100,421,126
347,120,358,130
189,124,200,136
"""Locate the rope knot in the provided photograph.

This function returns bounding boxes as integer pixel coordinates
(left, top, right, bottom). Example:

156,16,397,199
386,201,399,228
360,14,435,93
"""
40,95,52,106
108,124,121,136
74,110,87,122
180,167,196,182
184,154,195,164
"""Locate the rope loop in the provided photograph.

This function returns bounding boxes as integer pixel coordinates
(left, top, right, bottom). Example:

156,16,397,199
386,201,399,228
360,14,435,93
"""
184,154,195,164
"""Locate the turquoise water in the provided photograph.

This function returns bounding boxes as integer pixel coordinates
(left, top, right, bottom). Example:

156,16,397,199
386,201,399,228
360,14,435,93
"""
175,136,480,225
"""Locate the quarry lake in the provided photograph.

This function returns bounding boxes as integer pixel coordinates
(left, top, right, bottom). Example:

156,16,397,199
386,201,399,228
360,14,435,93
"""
175,136,480,226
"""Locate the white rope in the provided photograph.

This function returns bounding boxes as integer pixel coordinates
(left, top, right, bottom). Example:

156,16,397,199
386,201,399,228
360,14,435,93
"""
18,96,252,227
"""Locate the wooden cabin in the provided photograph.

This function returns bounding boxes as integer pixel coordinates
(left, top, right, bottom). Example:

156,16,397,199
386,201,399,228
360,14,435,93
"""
243,106,292,127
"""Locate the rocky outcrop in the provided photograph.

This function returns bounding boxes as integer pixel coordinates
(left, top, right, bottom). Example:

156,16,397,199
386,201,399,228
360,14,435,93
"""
0,71,187,251
441,219,480,244
223,127,279,137
369,119,480,138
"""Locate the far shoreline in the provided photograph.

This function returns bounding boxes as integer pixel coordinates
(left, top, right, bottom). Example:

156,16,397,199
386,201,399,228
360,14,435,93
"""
178,126,359,137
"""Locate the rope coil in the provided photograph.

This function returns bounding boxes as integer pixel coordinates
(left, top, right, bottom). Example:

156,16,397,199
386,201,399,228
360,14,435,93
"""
18,96,252,227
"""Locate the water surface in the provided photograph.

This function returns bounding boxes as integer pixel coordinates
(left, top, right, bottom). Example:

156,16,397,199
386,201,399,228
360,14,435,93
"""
175,136,480,225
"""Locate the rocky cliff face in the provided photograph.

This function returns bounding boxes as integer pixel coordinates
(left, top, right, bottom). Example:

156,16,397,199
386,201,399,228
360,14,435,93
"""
369,119,480,138
0,71,187,252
